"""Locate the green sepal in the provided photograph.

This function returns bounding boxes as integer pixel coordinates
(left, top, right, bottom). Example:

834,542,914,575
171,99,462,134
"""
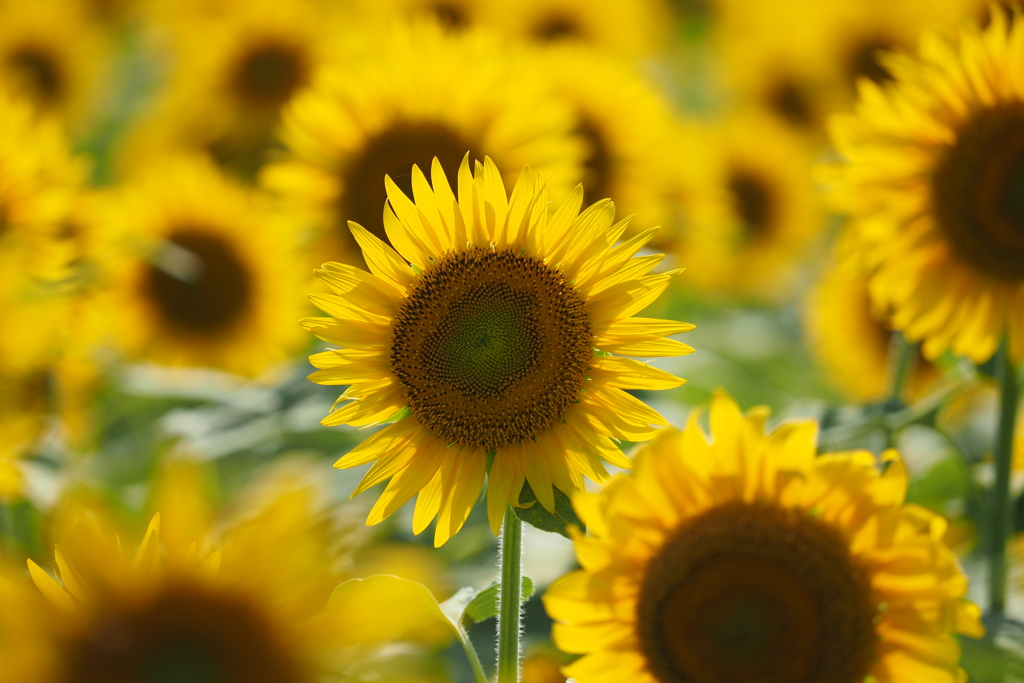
513,482,586,538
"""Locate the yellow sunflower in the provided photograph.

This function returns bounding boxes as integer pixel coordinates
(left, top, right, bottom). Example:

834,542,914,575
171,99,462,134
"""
103,155,308,377
0,0,110,130
127,0,343,180
1,460,345,683
363,0,483,31
828,10,1024,362
305,156,693,546
674,109,825,301
477,0,670,59
544,390,983,683
532,45,681,245
714,0,973,136
262,22,583,268
806,241,943,403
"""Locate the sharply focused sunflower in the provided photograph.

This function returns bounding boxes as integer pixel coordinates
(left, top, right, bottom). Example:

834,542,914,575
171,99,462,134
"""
535,46,680,245
305,156,693,546
544,390,983,683
674,110,824,301
0,0,110,130
130,0,342,180
806,242,942,403
0,460,349,683
479,0,670,59
263,22,583,268
828,10,1024,362
103,156,308,376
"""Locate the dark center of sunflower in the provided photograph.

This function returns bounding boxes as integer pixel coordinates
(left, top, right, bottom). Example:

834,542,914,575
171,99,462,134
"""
7,45,63,105
231,44,307,110
932,102,1024,281
61,581,302,683
768,78,816,129
429,2,469,29
340,122,477,245
728,169,774,239
848,38,895,85
145,230,251,334
532,15,583,42
637,502,877,683
578,116,612,206
390,247,592,451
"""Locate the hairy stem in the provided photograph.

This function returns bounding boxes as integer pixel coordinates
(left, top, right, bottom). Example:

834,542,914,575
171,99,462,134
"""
496,505,523,683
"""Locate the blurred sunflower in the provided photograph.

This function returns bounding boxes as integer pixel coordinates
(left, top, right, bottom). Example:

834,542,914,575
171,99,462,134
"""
129,0,341,180
828,11,1024,362
0,91,86,277
806,242,942,404
544,390,983,683
537,46,680,244
103,156,307,377
1,461,343,683
368,0,482,30
0,0,110,130
305,156,693,545
479,0,670,59
263,22,583,267
675,110,824,301
715,0,971,136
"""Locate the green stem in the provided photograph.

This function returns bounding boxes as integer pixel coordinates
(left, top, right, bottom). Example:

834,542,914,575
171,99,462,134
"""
888,333,914,406
456,624,488,683
496,505,523,683
988,339,1020,617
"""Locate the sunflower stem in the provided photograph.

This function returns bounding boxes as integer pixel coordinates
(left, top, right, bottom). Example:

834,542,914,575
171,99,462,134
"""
887,333,914,407
496,505,523,683
987,339,1020,618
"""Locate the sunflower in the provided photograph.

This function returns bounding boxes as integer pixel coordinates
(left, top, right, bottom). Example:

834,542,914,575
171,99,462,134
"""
365,0,483,31
131,0,343,180
544,390,983,683
533,46,681,245
0,0,110,130
806,241,943,403
1,460,351,683
262,22,583,268
674,109,825,301
0,91,86,278
828,10,1024,362
305,156,693,546
102,155,308,377
714,0,972,136
478,0,670,59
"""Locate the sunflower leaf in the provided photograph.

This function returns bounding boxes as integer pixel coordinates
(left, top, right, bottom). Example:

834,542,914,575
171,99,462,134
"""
514,483,586,538
462,577,535,624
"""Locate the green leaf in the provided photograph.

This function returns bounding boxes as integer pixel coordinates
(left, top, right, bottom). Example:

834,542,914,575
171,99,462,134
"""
513,482,586,538
326,575,487,683
463,576,535,624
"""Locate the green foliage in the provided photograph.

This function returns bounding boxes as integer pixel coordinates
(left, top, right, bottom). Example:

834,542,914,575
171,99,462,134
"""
513,482,585,538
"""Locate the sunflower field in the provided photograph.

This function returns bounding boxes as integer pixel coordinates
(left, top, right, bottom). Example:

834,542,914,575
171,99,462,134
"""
1,0,1023,682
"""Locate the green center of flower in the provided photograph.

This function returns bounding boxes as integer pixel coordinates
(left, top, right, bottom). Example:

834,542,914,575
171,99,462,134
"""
390,247,592,451
64,581,301,683
932,102,1024,281
341,123,477,250
7,45,63,106
637,502,877,683
728,169,774,240
232,43,307,110
146,229,251,335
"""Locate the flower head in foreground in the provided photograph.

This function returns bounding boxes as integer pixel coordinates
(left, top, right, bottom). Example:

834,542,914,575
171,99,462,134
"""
828,10,1024,362
544,390,983,683
305,156,693,545
1,461,346,683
